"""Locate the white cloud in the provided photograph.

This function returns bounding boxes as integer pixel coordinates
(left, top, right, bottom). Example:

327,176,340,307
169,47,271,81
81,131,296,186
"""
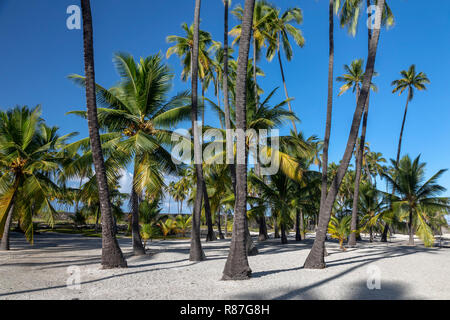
118,168,133,194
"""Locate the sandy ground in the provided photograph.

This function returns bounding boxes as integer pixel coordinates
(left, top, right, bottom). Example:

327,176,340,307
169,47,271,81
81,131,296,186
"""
1,231,449,300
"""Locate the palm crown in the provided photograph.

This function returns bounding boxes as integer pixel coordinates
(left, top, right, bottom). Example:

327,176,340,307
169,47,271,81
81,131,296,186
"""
391,64,430,101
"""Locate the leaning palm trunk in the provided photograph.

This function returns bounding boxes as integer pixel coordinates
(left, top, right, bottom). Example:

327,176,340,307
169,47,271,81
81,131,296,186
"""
189,0,206,262
80,0,126,268
0,204,15,251
222,0,255,281
303,0,385,269
348,86,369,247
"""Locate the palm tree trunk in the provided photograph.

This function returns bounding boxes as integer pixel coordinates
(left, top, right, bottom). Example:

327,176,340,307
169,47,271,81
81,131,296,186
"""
258,215,268,241
319,0,335,220
190,0,206,262
274,215,280,238
81,0,126,269
224,210,228,238
253,36,259,110
304,0,385,269
222,0,236,194
277,47,297,133
130,170,145,255
348,86,368,247
295,209,301,241
222,0,255,281
408,209,414,246
203,181,216,241
281,223,288,244
0,203,15,251
217,207,225,239
396,90,410,165
300,208,305,239
246,219,258,255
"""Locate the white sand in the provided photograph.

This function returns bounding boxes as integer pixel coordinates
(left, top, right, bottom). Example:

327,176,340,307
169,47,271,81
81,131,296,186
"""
1,232,449,300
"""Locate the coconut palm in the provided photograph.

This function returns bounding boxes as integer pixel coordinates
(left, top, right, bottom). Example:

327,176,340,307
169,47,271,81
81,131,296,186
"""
382,155,449,246
391,65,430,165
166,22,213,83
358,182,387,242
166,21,217,243
222,0,256,281
249,171,294,244
336,0,394,245
365,151,387,187
158,218,178,240
266,5,305,133
176,214,192,237
328,215,352,251
188,0,207,262
68,53,189,255
382,65,430,242
0,106,75,250
78,0,127,268
304,0,386,269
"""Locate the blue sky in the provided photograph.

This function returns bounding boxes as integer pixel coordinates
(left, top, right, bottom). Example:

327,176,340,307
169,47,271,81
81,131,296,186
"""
0,0,449,213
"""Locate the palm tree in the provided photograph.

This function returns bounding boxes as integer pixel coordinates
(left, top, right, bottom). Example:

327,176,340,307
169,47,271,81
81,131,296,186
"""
337,0,395,245
336,58,377,247
328,215,352,251
358,182,387,242
222,0,256,281
304,0,385,269
166,21,217,242
176,214,192,237
189,0,206,262
391,65,430,165
380,65,430,243
365,151,387,187
166,22,213,83
69,53,188,255
383,155,448,246
80,0,127,268
266,6,305,133
249,171,294,244
0,106,74,250
318,0,340,239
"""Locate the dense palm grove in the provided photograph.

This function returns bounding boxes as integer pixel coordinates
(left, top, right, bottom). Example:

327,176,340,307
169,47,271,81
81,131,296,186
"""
0,0,449,280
